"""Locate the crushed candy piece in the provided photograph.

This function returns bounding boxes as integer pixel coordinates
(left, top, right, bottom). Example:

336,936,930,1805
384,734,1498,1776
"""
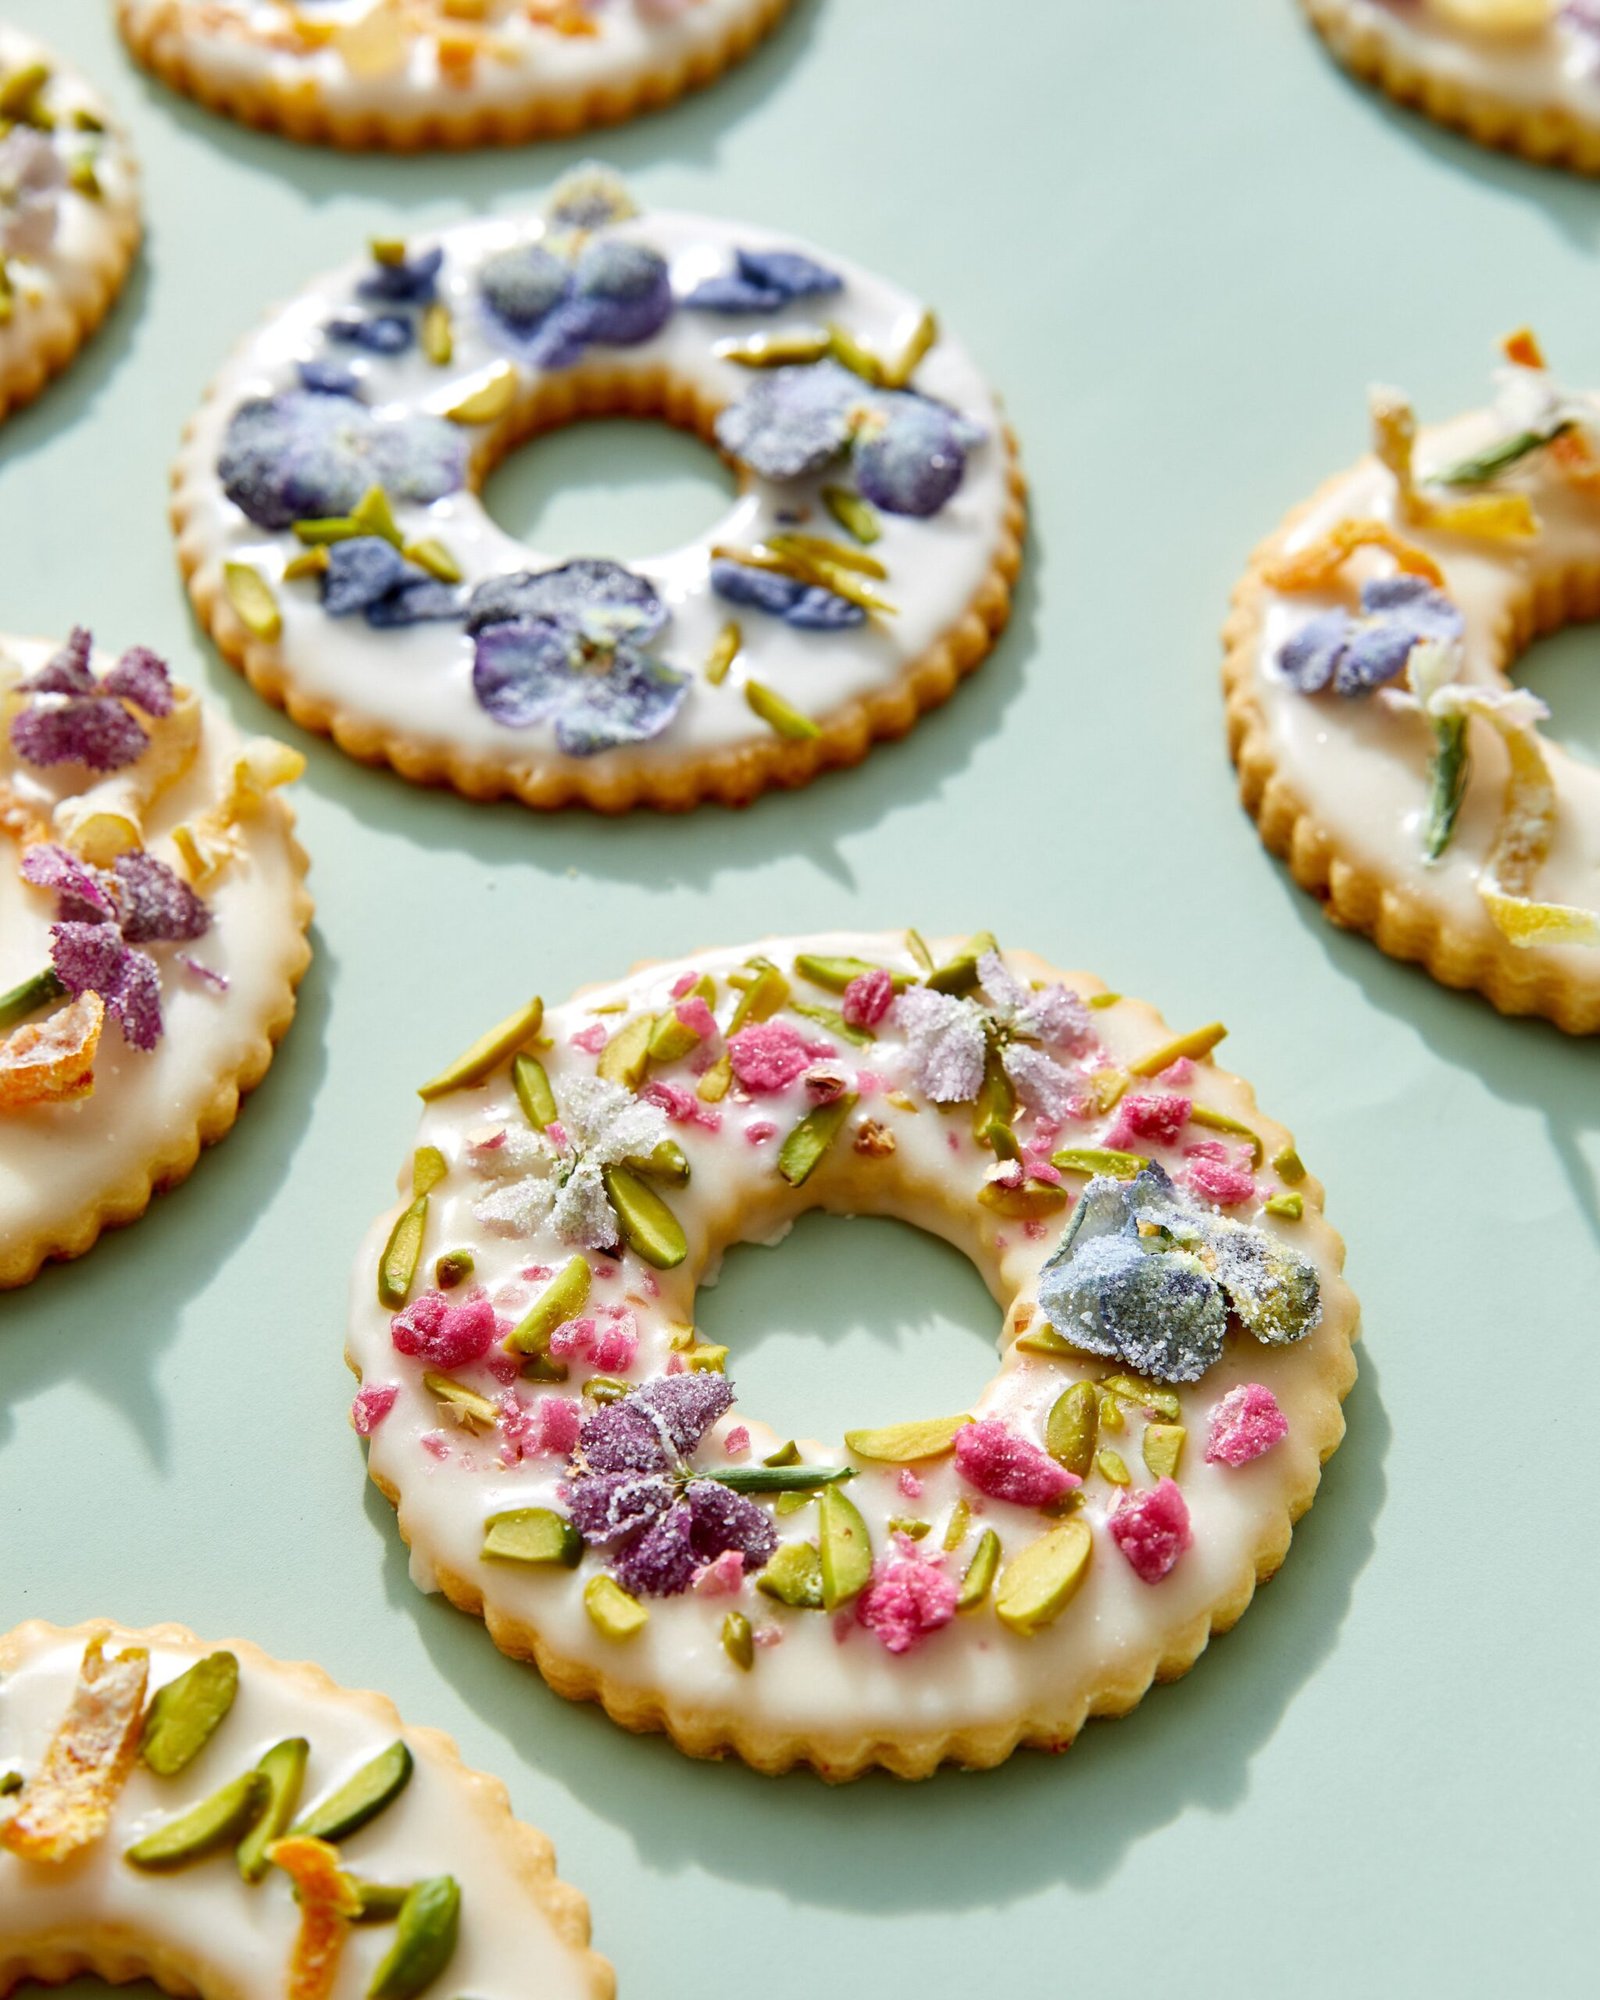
1183,1148,1257,1209
1109,1478,1192,1584
856,1535,958,1654
350,1384,399,1435
390,1289,499,1368
728,1018,825,1093
0,991,104,1109
1104,1092,1191,1151
1206,1383,1288,1466
953,1419,1079,1508
841,967,895,1027
268,1836,361,2000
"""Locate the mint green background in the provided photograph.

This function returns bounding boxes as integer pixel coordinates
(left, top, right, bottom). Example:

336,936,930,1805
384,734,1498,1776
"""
2,1,1596,1991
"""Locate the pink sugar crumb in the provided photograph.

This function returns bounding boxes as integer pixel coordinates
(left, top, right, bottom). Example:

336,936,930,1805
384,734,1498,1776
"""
947,1131,962,1152
693,1550,747,1596
521,1263,553,1283
753,1623,783,1649
390,1289,499,1369
1109,1478,1192,1584
1104,1091,1192,1151
841,968,894,1028
1183,1152,1257,1208
727,1019,818,1094
954,1419,1080,1508
484,1351,521,1386
856,1536,959,1655
854,1069,883,1099
419,1430,450,1461
548,1315,596,1359
1206,1383,1288,1467
670,971,697,999
744,1120,778,1145
495,1393,541,1465
1023,1219,1048,1242
899,1468,924,1500
643,1078,723,1130
537,1396,584,1456
724,1425,751,1458
1158,1056,1195,1086
351,1384,398,1436
590,1326,638,1372
641,1269,660,1299
545,1121,569,1150
675,996,718,1041
570,1023,608,1054
666,1352,686,1374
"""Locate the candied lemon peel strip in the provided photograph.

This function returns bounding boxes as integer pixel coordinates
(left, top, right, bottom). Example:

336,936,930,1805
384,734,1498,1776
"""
0,1631,149,1863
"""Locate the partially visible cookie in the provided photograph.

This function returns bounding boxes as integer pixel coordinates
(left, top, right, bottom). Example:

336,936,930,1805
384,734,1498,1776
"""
0,627,312,1287
0,27,140,426
115,0,793,150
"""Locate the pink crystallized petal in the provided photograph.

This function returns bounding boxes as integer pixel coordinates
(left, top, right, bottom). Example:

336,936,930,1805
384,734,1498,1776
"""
1183,1152,1256,1208
856,1537,959,1655
390,1289,499,1368
1109,1478,1193,1584
841,968,894,1028
351,1384,399,1435
570,1023,607,1054
953,1419,1079,1508
537,1396,584,1455
1206,1383,1288,1466
1104,1092,1192,1150
727,1019,817,1094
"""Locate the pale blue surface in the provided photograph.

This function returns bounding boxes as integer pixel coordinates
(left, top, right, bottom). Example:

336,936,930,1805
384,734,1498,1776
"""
0,2,1596,1993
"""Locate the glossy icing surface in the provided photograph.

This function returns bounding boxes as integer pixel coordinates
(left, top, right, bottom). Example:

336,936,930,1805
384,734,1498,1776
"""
346,933,1356,1760
0,1624,603,1999
174,204,1010,791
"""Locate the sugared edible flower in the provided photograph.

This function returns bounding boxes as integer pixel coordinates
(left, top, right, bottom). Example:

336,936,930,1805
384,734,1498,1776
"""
469,1073,669,1250
1277,576,1463,697
217,383,466,531
0,127,64,260
891,949,1091,1112
8,628,175,774
685,243,842,314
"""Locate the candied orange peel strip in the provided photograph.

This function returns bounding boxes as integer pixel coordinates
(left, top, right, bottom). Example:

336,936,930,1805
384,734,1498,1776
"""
1371,387,1539,540
0,1632,149,1863
172,738,305,887
270,1836,363,2000
1262,518,1446,594
0,992,106,1111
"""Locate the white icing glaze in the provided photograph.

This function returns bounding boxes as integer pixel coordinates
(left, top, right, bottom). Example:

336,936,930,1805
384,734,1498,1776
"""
1309,0,1600,116
0,28,139,407
118,0,785,122
174,207,1011,792
0,636,309,1282
1245,409,1600,993
346,933,1356,1763
0,1624,603,1999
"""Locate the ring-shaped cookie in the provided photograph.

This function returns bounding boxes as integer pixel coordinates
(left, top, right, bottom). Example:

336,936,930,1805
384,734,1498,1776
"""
1224,330,1600,1032
346,931,1357,1780
116,0,793,151
173,169,1024,812
0,28,140,427
1,627,312,1287
0,1621,611,1999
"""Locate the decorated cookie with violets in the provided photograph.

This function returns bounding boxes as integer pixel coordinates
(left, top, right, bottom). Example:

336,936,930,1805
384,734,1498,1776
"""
116,0,794,151
1300,1,1600,172
0,26,140,427
173,166,1024,812
0,628,311,1288
1225,328,1600,1033
345,931,1358,1781
0,1621,612,1999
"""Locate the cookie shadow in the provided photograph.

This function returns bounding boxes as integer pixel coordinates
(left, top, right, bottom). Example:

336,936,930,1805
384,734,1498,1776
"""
0,249,151,478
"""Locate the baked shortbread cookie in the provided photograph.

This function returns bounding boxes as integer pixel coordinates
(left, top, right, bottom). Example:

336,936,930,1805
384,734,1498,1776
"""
0,1621,612,1999
0,26,140,426
345,931,1357,1780
172,168,1024,812
0,627,311,1287
1301,0,1600,171
116,0,793,150
1224,329,1600,1032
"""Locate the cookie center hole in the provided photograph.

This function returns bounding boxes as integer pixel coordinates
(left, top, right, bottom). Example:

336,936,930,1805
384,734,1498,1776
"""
481,415,738,563
695,1213,999,1445
1515,628,1600,765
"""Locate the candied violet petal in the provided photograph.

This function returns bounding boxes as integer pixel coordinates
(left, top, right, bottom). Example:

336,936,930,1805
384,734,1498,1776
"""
480,241,571,334
683,272,786,314
537,239,673,363
684,244,843,314
611,1502,698,1597
853,393,968,518
19,844,116,924
1207,1224,1321,1346
545,163,637,233
566,1470,676,1545
101,645,175,718
321,537,418,618
634,1372,734,1457
364,578,467,627
298,359,361,397
1276,608,1350,694
683,1479,778,1570
714,360,859,481
709,558,804,618
20,627,95,698
113,851,211,944
782,584,866,630
357,244,443,305
10,697,150,774
1360,574,1463,641
465,558,667,648
49,922,163,1051
327,313,414,355
218,389,464,531
471,618,577,729
1333,622,1416,696
551,646,689,757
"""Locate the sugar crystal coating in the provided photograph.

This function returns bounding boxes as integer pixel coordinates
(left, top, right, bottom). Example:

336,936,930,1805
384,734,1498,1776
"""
1206,1383,1289,1466
857,1536,958,1655
1109,1478,1192,1584
390,1289,499,1369
727,1019,821,1094
954,1420,1079,1508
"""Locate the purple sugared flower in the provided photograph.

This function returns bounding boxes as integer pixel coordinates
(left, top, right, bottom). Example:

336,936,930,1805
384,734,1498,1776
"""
684,244,843,315
9,631,175,775
318,538,465,628
1278,576,1463,698
327,313,414,356
709,557,864,631
478,234,673,372
715,359,861,481
217,387,467,532
853,393,971,518
356,243,443,306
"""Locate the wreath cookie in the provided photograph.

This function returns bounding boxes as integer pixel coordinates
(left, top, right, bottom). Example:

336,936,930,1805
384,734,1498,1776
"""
0,1621,612,1999
116,0,792,150
0,627,311,1288
173,168,1023,813
0,27,140,427
1225,330,1600,1032
1301,0,1600,170
345,931,1357,1780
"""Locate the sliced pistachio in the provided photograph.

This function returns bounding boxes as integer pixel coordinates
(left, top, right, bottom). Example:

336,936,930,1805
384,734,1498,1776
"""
512,1052,559,1133
627,1136,690,1186
504,1255,591,1357
766,532,889,581
402,537,462,584
683,1342,728,1373
826,320,887,385
888,1517,931,1540
424,1371,498,1430
1096,1389,1125,1434
745,678,821,742
283,546,330,582
978,1175,1070,1219
1128,1021,1228,1077
775,1489,812,1517
718,328,832,368
1044,1382,1098,1477
942,1496,972,1553
369,1874,461,2000
603,1165,688,1269
956,1528,1001,1612
722,1611,755,1671
1265,1191,1304,1221
1099,1374,1183,1422
125,1768,269,1871
420,300,453,365
444,362,517,423
793,953,894,993
140,1651,239,1778
986,1120,1022,1162
370,237,407,265
818,1485,873,1610
1187,1105,1264,1165
764,1439,800,1467
788,998,872,1047
0,62,52,120
434,1249,474,1290
704,620,741,685
1050,1145,1148,1181
822,485,882,545
703,1464,855,1494
222,562,282,641
880,307,938,390
904,927,935,975
777,1093,858,1187
647,1010,701,1063
1142,1423,1186,1481
582,1375,630,1404
1096,1449,1131,1486
480,1508,582,1570
351,1879,410,1923
236,1737,308,1884
698,1052,733,1102
418,997,543,1098
412,1146,447,1196
291,1741,413,1845
351,486,403,544
593,1011,651,1089
584,1575,648,1640
0,967,67,1033
1087,991,1122,1011
972,1034,1016,1145
995,1519,1093,1636
0,1771,22,1796
926,931,998,995
1013,1323,1078,1357
1272,1143,1306,1184
377,1196,429,1310
844,1415,970,1463
756,1542,824,1608
727,958,789,1032
68,154,100,197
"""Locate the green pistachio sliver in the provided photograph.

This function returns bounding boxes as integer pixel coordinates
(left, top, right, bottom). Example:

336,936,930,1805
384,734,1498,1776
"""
704,620,741,685
683,1342,728,1373
942,1496,972,1553
0,63,51,120
727,958,789,1032
648,1009,701,1063
880,307,938,391
756,1542,824,1608
904,928,935,975
925,931,998,995
844,1415,970,1463
1097,1390,1125,1434
722,1611,755,1670
1265,1191,1305,1221
790,999,873,1047
347,484,403,545
1142,1423,1186,1481
826,320,887,386
351,1879,410,1923
222,562,282,641
377,1196,429,1310
402,538,462,584
424,1370,498,1430
765,532,889,582
582,1375,630,1404
236,1738,308,1884
763,1439,800,1467
0,967,67,1033
1187,1106,1264,1166
793,953,900,993
818,1485,873,1610
745,678,821,743
1087,991,1122,1011
433,1248,474,1289
775,1489,812,1517
595,1011,653,1089
418,996,543,1098
1050,1146,1148,1180
1013,1322,1078,1357
283,546,330,581
292,513,366,546
888,1517,931,1539
483,1507,582,1568
1099,1374,1183,1422
822,485,882,545
505,1254,590,1357
995,1519,1093,1636
512,1052,559,1131
290,1741,413,1845
626,1135,691,1185
1128,1021,1227,1077
777,1092,858,1187
718,328,832,368
71,107,106,132
140,1651,239,1777
1271,1143,1306,1184
1425,711,1470,862
370,236,407,265
0,1771,22,1796
421,300,454,365
125,1768,269,1871
1096,1449,1131,1486
956,1527,1001,1612
1044,1382,1098,1477
412,1146,448,1197
585,1575,648,1640
369,1874,461,2000
704,1463,855,1494
972,1033,1016,1144
444,362,517,424
603,1165,688,1269
68,155,101,198
1432,425,1563,488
